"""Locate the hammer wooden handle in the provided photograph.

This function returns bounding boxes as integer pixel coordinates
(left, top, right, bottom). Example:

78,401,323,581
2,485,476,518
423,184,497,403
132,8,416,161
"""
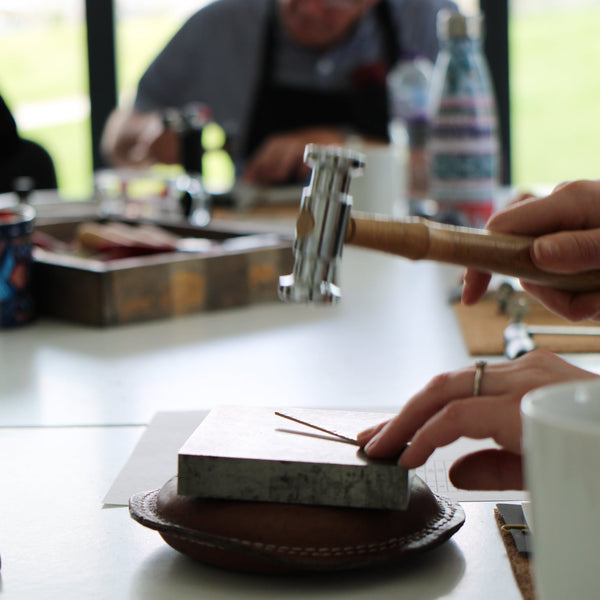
346,214,600,293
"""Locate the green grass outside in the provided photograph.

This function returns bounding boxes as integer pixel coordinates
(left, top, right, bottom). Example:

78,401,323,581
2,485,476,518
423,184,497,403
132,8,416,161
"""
510,7,600,186
1,8,599,197
0,22,88,103
0,16,181,198
28,120,92,195
0,16,179,103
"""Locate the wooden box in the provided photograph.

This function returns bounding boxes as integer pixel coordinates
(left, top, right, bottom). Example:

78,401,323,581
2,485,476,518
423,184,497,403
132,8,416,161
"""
33,218,293,326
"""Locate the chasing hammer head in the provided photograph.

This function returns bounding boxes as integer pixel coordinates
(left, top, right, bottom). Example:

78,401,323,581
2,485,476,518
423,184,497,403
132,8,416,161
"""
278,145,365,304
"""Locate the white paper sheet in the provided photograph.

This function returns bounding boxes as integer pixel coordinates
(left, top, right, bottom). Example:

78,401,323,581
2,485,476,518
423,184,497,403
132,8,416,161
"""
103,411,206,506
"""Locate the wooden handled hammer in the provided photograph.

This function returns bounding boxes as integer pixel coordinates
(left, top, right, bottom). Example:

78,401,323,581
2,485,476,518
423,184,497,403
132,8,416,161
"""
279,144,600,304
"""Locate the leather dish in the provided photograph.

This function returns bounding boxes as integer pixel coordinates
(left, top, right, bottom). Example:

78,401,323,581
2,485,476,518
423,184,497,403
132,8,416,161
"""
129,475,465,573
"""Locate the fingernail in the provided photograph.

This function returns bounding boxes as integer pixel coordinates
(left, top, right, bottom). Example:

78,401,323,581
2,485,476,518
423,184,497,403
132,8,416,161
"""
533,238,560,263
364,433,381,455
356,426,377,446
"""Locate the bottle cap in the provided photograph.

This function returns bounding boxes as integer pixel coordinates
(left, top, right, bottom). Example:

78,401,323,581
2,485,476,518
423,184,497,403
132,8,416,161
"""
437,10,484,41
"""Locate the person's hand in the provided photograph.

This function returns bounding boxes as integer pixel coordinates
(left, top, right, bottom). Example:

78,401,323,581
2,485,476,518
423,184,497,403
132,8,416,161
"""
462,180,600,321
101,110,179,167
357,350,598,490
242,127,346,185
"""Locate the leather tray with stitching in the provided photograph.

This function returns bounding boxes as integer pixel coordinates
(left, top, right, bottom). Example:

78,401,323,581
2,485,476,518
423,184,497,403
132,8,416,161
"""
129,475,465,573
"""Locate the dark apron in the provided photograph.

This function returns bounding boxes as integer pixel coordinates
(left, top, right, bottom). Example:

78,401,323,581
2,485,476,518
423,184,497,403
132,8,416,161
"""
243,0,403,163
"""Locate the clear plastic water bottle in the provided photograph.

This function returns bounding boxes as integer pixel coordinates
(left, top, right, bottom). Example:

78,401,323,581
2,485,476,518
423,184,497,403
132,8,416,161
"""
428,10,500,228
387,55,433,216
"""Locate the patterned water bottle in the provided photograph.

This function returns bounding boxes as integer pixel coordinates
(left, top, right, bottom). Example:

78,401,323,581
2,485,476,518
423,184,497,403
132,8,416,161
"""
428,10,499,228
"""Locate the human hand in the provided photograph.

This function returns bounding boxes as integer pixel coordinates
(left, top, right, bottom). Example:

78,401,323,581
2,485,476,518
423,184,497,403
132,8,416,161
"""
357,350,597,490
242,127,346,185
101,110,179,167
462,180,600,321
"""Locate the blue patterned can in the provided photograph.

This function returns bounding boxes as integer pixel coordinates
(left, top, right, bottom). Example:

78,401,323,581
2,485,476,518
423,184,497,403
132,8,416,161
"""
428,11,499,228
0,204,35,327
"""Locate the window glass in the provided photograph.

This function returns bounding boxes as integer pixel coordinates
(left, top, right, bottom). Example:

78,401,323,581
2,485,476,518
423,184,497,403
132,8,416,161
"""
0,1,90,198
510,0,600,188
115,1,202,108
7,1,594,199
0,1,205,199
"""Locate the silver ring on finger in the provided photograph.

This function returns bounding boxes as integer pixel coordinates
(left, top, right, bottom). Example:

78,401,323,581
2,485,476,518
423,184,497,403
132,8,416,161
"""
473,360,487,397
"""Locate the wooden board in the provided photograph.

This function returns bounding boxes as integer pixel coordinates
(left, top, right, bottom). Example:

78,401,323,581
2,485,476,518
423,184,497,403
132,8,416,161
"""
453,292,600,356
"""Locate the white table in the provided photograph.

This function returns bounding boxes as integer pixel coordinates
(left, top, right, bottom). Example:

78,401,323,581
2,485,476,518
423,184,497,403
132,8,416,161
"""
0,249,470,427
1,244,592,598
0,426,520,600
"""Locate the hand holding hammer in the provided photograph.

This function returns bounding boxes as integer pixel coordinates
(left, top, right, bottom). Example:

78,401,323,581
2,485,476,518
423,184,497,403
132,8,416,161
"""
279,145,600,304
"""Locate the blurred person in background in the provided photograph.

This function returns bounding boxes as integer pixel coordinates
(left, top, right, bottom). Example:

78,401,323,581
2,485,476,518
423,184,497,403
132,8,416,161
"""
102,0,455,185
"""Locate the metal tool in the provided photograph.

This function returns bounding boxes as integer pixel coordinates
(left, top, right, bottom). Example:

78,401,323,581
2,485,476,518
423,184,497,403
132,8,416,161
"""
497,282,600,358
279,145,600,304
163,103,213,226
278,145,364,303
504,321,600,359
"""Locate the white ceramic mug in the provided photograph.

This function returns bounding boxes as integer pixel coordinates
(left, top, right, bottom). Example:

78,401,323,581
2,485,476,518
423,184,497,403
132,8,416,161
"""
521,379,600,600
348,143,407,217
